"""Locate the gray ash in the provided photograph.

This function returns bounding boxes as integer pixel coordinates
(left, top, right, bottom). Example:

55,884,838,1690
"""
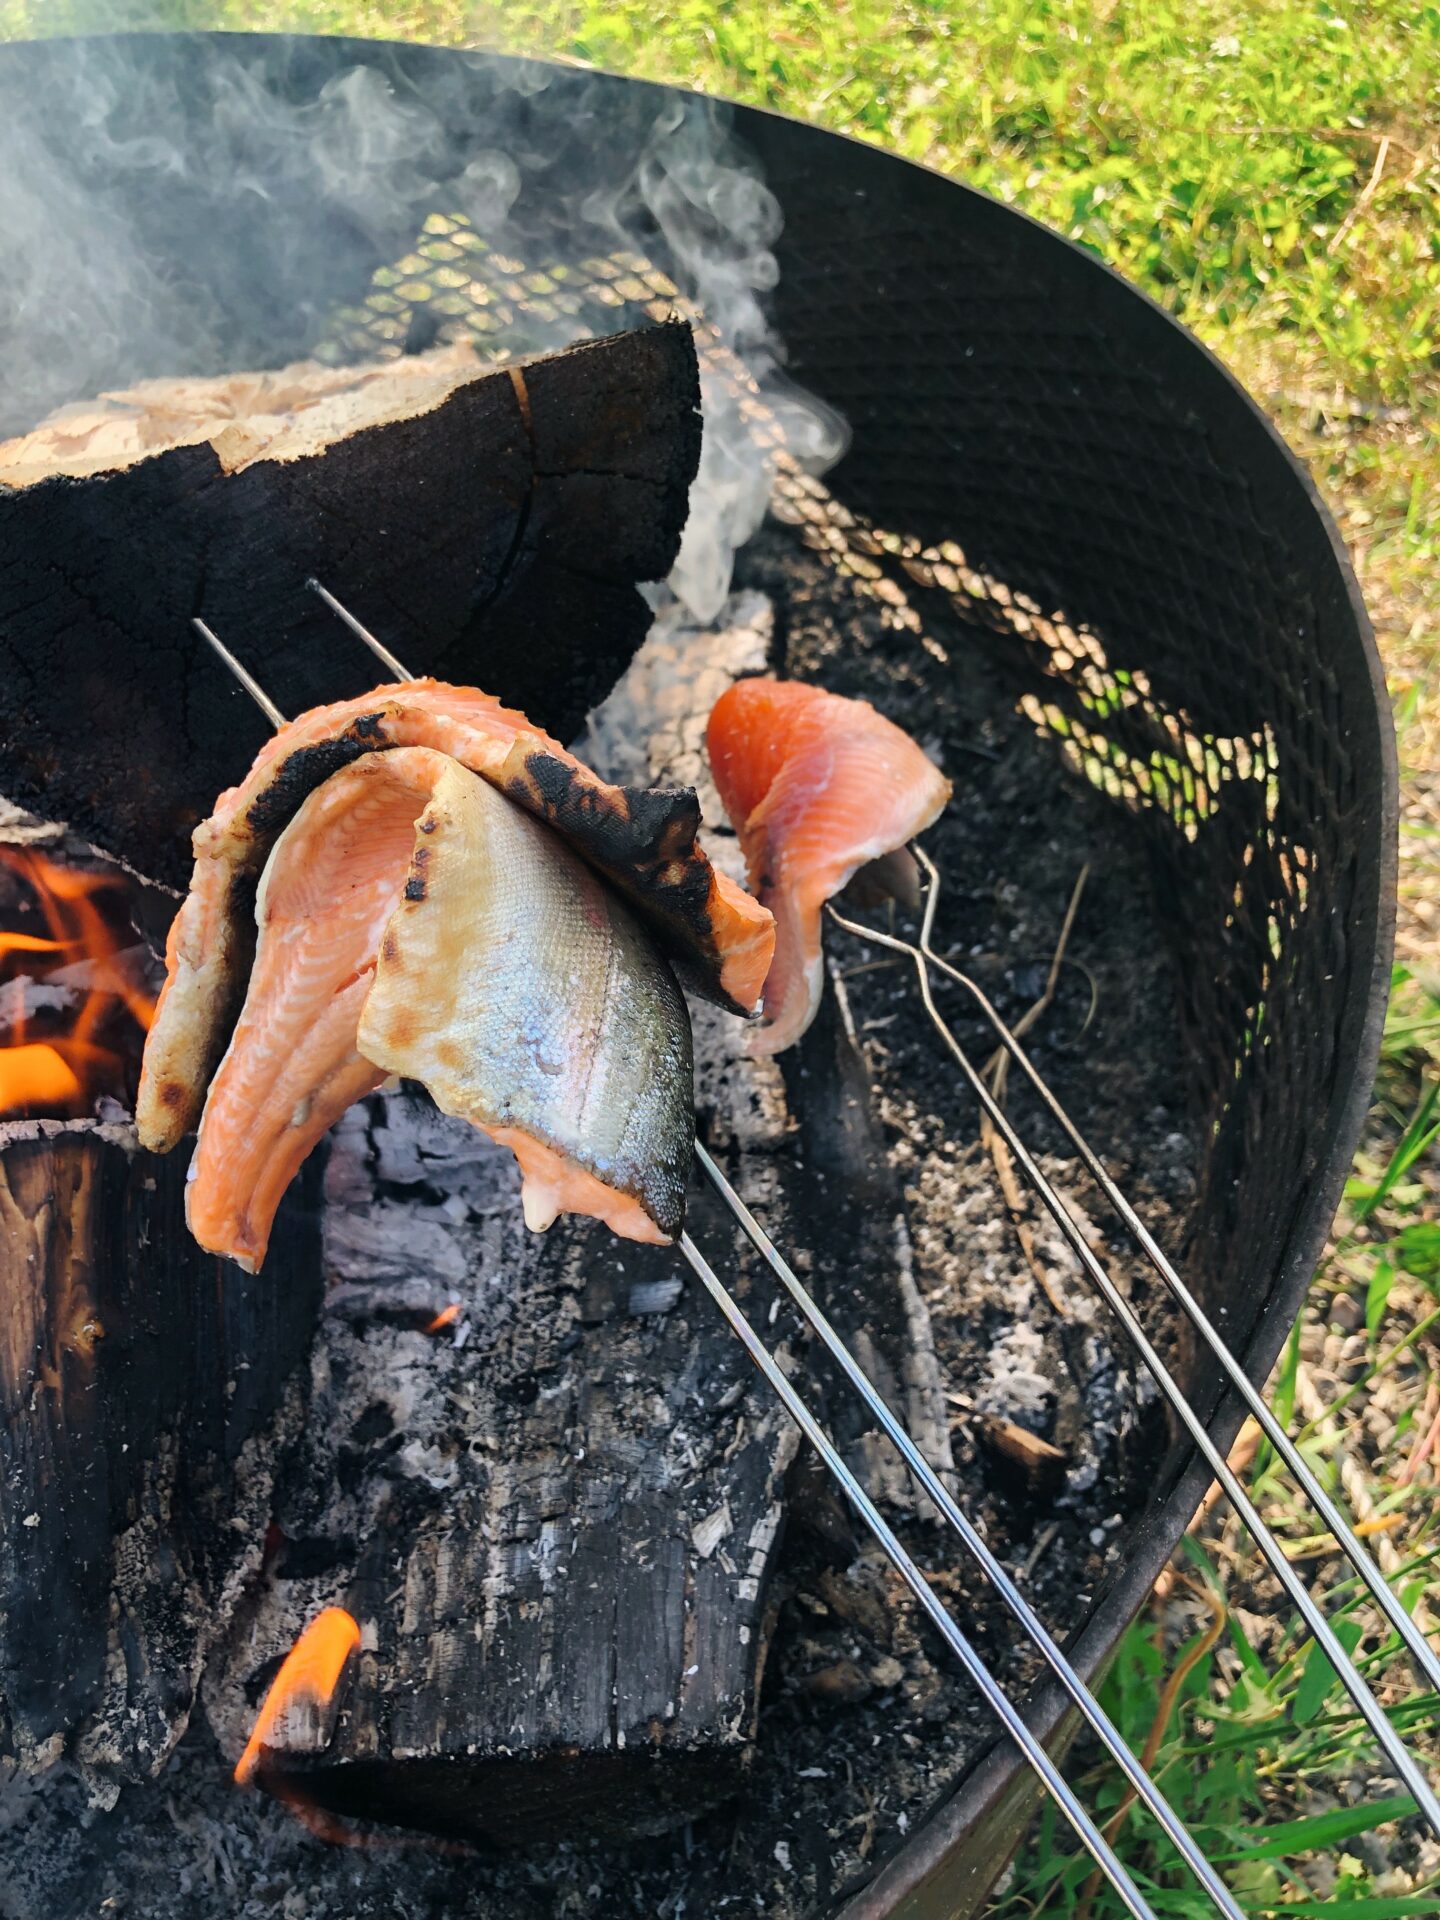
0,523,1197,1920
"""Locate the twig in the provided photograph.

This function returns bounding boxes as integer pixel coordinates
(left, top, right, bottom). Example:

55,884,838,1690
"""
1293,1361,1411,1582
1219,123,1421,160
1071,1576,1227,1920
1398,1378,1440,1486
1285,1511,1407,1562
987,1127,1071,1316
984,863,1092,1101
1328,133,1391,255
835,955,906,980
1187,1417,1264,1534
1401,139,1439,191
979,865,1090,1316
1021,1519,1060,1580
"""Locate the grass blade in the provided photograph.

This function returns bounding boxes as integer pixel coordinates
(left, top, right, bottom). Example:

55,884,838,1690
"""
1348,1081,1440,1226
1210,1795,1415,1863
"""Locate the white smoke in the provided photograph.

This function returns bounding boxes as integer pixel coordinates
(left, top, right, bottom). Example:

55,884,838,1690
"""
602,95,850,618
0,40,848,622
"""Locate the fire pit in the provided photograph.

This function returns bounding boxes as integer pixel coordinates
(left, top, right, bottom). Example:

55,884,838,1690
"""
0,31,1392,1920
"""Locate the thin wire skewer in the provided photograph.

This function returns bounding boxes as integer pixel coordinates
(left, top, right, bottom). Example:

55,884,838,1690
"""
906,843,1440,1703
828,889,1440,1838
213,593,1210,1915
305,578,414,681
192,618,287,729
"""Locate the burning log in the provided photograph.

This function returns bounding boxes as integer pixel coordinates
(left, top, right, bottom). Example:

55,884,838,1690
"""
0,1118,323,1787
234,1607,361,1792
0,323,701,890
201,1086,800,1843
200,1018,948,1846
0,842,155,1118
0,835,324,1789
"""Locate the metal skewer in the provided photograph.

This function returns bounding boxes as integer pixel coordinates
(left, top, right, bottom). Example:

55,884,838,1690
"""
304,579,414,682
828,885,1440,1837
192,618,287,730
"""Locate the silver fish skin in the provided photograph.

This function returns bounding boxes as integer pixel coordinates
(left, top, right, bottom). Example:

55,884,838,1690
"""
358,758,694,1243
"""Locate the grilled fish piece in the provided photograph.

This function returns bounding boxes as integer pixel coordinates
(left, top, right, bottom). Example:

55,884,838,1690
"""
358,760,693,1246
138,680,772,1152
184,749,442,1272
707,678,951,1055
184,747,693,1270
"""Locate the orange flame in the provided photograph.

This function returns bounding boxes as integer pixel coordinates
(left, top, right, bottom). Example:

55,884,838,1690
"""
426,1302,462,1333
234,1604,472,1854
235,1606,361,1789
0,846,156,1120
0,1043,83,1108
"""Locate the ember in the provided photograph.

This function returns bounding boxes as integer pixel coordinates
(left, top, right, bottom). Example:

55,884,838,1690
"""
0,846,155,1119
235,1607,361,1790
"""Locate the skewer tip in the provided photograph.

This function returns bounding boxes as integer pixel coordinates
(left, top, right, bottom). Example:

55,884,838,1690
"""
191,617,288,730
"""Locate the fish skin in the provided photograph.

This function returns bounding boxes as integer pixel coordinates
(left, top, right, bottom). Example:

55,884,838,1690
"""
358,760,694,1245
184,750,447,1272
138,679,770,1151
198,682,769,1015
137,856,253,1147
707,678,952,1056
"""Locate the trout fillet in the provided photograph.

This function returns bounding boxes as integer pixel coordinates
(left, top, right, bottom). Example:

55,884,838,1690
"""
184,750,693,1270
139,679,770,1152
707,678,951,1055
358,760,693,1247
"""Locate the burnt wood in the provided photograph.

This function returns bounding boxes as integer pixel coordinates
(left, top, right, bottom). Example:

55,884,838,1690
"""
205,1020,952,1847
204,1084,800,1843
0,1121,322,1787
0,323,700,891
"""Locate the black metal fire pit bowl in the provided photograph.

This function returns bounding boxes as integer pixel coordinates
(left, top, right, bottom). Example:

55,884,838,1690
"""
0,31,1396,1920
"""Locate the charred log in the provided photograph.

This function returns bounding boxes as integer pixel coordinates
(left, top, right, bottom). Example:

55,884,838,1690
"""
205,1021,949,1848
0,1121,323,1790
0,323,700,890
204,1085,800,1844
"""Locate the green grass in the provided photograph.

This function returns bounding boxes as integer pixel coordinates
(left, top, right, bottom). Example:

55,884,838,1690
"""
989,1555,1440,1917
3,0,1437,1909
